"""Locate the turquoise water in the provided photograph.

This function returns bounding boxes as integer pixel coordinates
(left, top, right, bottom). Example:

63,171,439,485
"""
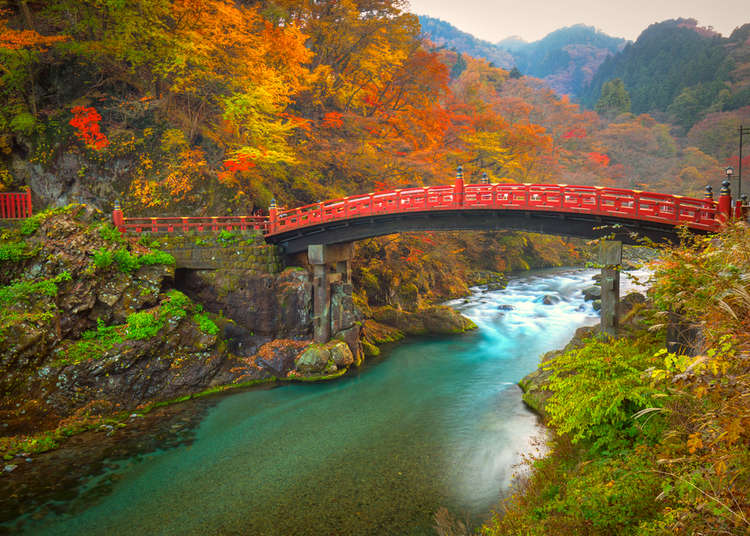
22,268,604,535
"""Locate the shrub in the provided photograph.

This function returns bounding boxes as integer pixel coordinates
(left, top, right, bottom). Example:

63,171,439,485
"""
113,248,140,273
138,250,175,266
92,247,113,269
97,222,124,243
543,334,665,450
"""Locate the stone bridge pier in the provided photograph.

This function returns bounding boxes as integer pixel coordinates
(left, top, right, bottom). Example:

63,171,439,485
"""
307,243,355,343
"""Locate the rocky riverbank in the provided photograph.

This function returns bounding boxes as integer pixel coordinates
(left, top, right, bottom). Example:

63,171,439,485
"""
0,206,480,465
518,282,649,420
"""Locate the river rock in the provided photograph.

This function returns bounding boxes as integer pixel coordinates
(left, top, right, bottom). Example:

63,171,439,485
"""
329,340,354,368
333,325,363,365
542,295,559,305
373,306,476,335
593,299,601,311
582,286,601,301
497,304,514,311
253,339,310,376
295,345,330,374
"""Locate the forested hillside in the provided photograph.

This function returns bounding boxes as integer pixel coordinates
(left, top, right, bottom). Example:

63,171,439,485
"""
420,17,625,98
583,19,750,130
418,15,514,70
497,24,626,98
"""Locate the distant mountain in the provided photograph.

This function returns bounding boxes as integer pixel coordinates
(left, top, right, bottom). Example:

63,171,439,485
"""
581,19,750,129
418,16,514,69
497,25,627,96
418,16,626,97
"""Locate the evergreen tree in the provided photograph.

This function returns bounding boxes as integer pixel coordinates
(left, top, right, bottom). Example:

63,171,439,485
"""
595,78,631,118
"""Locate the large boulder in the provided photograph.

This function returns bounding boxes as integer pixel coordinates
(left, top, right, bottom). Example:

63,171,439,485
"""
295,344,330,374
582,285,601,301
329,340,354,368
372,305,476,335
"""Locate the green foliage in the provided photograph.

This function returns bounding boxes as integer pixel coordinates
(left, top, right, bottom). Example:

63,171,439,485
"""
583,19,733,117
92,246,174,273
19,206,70,236
137,250,175,266
97,222,124,243
124,290,196,340
0,271,71,305
61,318,124,365
161,289,190,320
216,229,239,244
92,247,113,269
595,78,631,118
9,112,36,135
0,241,29,263
112,248,140,273
543,334,664,449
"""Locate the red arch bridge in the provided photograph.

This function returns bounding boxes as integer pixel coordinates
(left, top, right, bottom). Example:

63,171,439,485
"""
110,175,741,254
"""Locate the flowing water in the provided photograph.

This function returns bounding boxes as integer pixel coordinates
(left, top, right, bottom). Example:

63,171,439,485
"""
16,267,636,535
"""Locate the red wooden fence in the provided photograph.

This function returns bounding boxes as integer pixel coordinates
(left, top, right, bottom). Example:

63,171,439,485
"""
0,189,32,219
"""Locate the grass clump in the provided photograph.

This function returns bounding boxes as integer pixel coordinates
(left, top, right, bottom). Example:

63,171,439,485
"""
0,271,71,305
59,318,125,365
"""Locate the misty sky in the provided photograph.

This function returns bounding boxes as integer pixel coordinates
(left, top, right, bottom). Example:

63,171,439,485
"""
406,0,749,42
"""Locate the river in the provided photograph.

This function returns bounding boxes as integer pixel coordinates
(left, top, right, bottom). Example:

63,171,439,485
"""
16,268,618,535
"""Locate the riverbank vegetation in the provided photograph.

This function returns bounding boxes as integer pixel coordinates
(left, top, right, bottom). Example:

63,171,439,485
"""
485,224,750,535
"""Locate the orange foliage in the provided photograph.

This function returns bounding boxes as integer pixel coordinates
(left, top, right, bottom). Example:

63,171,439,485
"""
0,18,67,50
69,106,109,150
587,151,610,166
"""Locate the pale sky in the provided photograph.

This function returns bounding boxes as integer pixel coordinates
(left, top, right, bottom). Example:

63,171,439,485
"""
406,0,750,42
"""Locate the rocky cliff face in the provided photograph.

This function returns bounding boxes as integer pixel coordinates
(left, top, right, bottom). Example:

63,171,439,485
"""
0,207,275,437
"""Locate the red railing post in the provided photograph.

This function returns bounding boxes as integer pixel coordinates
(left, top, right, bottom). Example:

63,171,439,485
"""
112,200,124,230
25,186,32,217
718,180,732,222
454,165,464,207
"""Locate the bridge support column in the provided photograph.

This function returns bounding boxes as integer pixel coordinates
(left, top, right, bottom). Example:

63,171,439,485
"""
308,243,354,343
599,240,622,338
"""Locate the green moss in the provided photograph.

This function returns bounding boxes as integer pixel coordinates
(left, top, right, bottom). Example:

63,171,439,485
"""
125,310,162,339
282,368,348,382
55,318,125,365
193,312,219,335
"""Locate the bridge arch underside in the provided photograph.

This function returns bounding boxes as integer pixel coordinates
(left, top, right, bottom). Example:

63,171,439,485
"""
267,209,708,254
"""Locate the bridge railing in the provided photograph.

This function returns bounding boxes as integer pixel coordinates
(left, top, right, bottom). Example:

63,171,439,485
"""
113,182,722,237
0,189,32,219
117,215,268,234
270,183,720,235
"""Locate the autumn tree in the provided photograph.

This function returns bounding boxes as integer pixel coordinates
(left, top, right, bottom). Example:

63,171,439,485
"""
595,78,631,119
